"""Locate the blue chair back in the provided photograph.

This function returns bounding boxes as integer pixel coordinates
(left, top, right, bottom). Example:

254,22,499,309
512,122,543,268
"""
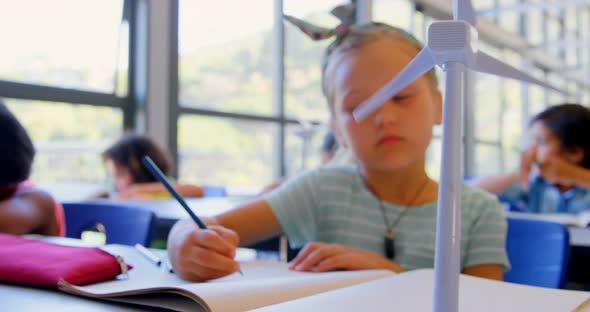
504,217,570,288
202,185,227,197
62,202,157,246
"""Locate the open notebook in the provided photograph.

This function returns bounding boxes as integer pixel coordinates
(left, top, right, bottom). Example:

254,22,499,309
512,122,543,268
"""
57,244,590,312
57,244,394,311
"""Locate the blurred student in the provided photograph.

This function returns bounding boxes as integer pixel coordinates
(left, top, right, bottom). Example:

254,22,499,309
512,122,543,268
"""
472,103,590,213
0,100,64,236
100,134,203,199
167,6,508,282
320,130,338,164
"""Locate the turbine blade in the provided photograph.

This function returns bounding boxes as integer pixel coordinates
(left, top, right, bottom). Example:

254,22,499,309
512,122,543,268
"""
471,51,568,94
353,48,436,121
456,0,477,25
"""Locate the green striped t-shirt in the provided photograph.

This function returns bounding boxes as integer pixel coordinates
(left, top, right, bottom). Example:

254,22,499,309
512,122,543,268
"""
264,165,510,271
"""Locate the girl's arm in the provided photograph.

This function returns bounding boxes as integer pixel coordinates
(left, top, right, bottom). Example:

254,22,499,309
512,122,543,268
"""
215,198,282,246
118,182,204,199
469,172,519,194
472,147,536,194
0,189,59,236
463,264,503,281
536,156,590,190
167,198,282,281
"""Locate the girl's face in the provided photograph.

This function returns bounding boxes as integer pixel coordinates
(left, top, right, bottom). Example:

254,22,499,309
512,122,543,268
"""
105,159,133,191
330,39,442,172
530,120,583,165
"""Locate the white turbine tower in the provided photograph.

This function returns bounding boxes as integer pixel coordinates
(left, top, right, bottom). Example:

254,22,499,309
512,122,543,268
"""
352,1,565,311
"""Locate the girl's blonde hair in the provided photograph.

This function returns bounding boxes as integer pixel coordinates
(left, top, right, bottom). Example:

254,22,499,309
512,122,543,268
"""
321,26,439,115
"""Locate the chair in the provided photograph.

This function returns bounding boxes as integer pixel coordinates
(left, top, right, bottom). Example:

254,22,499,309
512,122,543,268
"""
504,217,570,288
62,202,157,246
202,185,227,197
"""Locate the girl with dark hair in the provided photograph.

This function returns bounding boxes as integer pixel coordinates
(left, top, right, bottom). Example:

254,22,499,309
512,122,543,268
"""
0,100,64,236
473,103,590,213
101,134,203,199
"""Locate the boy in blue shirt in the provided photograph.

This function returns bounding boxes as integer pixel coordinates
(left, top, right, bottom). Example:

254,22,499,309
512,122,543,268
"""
473,103,590,214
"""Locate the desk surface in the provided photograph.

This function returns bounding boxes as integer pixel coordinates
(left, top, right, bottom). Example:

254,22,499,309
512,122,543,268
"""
569,227,590,247
0,284,160,312
505,212,590,247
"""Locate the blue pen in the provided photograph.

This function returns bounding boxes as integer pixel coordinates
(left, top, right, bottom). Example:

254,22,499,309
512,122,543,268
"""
141,156,243,275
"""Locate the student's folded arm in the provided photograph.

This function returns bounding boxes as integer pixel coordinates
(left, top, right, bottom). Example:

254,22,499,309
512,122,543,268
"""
118,182,203,198
174,184,204,198
572,166,590,190
469,172,519,194
0,190,59,236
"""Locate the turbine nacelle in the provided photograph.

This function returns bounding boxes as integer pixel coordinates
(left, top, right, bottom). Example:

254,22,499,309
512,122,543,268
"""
427,20,478,67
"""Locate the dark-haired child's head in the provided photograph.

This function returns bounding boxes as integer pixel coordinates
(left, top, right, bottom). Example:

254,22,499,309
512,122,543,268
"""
0,100,35,199
529,103,590,169
102,134,171,191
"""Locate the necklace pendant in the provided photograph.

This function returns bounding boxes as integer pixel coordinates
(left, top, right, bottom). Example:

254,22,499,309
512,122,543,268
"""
384,230,395,259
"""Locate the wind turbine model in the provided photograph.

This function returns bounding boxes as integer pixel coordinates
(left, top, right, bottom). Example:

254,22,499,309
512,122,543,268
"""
352,1,564,311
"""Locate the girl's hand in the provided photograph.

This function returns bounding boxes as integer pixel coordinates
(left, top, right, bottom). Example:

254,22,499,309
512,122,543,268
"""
518,147,537,189
168,222,241,282
288,242,404,273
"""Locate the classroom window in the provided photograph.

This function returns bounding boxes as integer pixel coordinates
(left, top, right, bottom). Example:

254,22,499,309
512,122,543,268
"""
0,0,127,94
501,49,523,157
178,0,274,116
284,0,342,122
474,71,502,143
498,0,521,34
526,8,544,44
177,115,275,191
373,0,413,29
546,73,567,104
528,67,547,114
475,143,503,176
425,139,442,180
4,99,123,183
284,123,328,177
473,0,496,11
